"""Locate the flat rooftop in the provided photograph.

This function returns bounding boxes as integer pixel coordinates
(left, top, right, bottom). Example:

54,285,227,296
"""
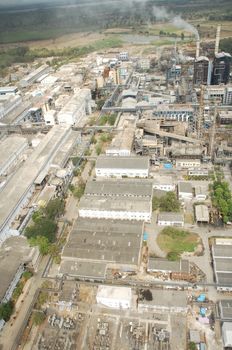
96,155,149,170
158,212,184,222
85,179,153,198
0,126,70,235
97,285,131,300
0,236,36,301
219,300,232,320
0,135,28,171
79,195,151,213
148,258,190,273
178,181,193,193
195,205,209,222
62,218,143,266
139,289,187,308
60,260,107,279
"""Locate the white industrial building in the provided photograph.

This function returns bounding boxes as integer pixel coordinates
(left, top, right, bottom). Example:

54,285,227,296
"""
79,179,152,221
152,175,175,192
188,168,209,177
78,196,151,222
0,86,18,95
43,110,56,125
178,182,193,200
95,156,149,178
195,186,207,201
0,136,28,176
105,113,136,156
157,212,184,227
57,89,92,126
195,205,209,224
19,64,51,88
0,94,22,120
176,159,201,169
96,286,132,309
222,322,232,348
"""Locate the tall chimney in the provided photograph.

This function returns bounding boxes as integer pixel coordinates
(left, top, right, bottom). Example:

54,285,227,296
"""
215,24,221,55
196,39,200,59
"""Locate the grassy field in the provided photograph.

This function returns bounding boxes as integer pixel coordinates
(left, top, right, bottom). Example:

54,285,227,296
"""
157,227,199,255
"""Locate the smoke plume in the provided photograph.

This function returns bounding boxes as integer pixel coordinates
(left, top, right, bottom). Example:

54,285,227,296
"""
152,5,199,40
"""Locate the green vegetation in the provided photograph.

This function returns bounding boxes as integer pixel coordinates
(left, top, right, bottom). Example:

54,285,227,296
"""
98,113,117,126
25,198,65,254
35,291,49,309
211,181,232,223
32,311,46,326
157,227,199,259
152,192,180,212
0,301,14,322
0,37,122,75
188,342,197,350
69,180,86,200
95,143,103,156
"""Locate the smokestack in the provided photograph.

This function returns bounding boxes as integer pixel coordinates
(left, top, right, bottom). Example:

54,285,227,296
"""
196,39,200,59
215,24,221,55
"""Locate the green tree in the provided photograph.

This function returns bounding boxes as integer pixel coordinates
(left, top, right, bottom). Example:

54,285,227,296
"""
152,196,160,211
181,32,185,40
188,342,197,350
0,301,14,321
25,218,57,242
45,198,65,220
29,236,51,255
160,192,180,212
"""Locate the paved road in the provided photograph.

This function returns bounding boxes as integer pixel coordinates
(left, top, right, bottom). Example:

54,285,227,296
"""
0,256,49,350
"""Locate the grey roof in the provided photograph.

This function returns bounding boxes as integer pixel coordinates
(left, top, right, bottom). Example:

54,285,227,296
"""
96,155,149,170
219,300,232,320
122,89,138,99
60,260,107,279
158,212,184,222
0,136,28,172
0,126,70,234
216,272,232,285
62,218,143,266
214,258,232,273
139,289,187,308
178,181,193,193
190,330,201,343
79,195,151,213
85,180,153,198
0,236,35,301
195,205,209,222
148,258,190,273
212,245,232,258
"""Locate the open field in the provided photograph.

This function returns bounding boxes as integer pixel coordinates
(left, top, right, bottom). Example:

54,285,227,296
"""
157,227,200,255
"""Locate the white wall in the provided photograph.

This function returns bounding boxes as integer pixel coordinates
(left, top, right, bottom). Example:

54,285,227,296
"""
95,167,148,178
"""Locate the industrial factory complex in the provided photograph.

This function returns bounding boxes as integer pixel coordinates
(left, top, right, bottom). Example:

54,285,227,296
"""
0,16,232,350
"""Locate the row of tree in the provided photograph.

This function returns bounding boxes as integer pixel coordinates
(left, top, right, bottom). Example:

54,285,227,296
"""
211,181,232,224
25,198,65,254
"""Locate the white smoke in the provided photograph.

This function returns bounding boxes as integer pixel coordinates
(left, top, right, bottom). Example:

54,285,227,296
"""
152,5,199,40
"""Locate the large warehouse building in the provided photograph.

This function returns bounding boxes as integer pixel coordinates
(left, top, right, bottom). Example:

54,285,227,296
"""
212,241,232,291
95,155,150,178
60,218,144,280
79,179,153,222
0,136,28,176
